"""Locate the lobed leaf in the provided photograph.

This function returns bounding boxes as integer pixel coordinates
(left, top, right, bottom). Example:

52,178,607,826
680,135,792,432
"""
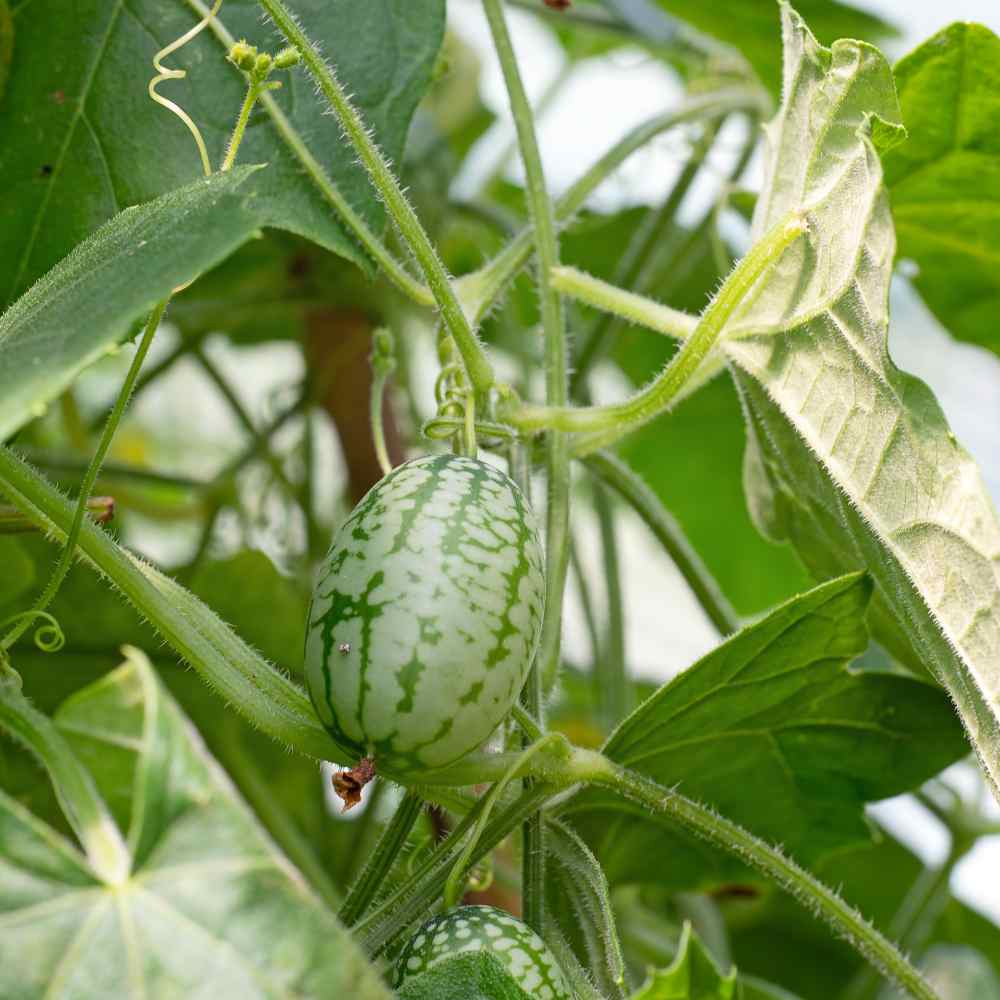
883,22,1000,358
0,648,390,999
722,4,1000,798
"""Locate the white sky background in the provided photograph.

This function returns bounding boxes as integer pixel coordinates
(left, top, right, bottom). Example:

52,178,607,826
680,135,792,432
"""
445,0,1000,926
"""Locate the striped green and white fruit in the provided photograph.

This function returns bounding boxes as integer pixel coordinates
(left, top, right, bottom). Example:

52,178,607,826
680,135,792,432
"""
305,455,545,772
394,905,573,1000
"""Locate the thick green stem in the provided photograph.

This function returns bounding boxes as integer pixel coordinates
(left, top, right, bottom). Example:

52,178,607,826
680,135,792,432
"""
583,451,739,635
507,214,806,452
358,782,554,956
570,124,718,395
256,0,495,394
483,0,568,933
1,299,167,651
0,683,130,884
594,482,629,726
568,750,940,1000
340,789,424,928
556,266,697,343
841,836,973,1000
0,446,336,760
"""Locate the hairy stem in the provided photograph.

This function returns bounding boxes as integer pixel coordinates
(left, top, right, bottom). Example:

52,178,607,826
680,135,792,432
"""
185,0,433,307
570,123,718,395
458,88,766,323
556,266,697,343
568,750,940,1000
506,214,806,451
359,783,554,956
340,789,424,928
483,0,568,933
256,0,495,394
0,447,336,760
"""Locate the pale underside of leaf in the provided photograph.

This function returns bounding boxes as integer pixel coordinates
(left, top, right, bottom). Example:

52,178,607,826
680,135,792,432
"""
722,5,1000,796
0,649,390,999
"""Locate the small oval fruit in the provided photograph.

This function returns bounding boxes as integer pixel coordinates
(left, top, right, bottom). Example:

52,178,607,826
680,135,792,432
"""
305,455,545,772
394,905,573,1000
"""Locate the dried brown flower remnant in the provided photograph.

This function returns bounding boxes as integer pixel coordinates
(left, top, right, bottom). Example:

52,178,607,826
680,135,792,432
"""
332,757,376,811
543,0,571,9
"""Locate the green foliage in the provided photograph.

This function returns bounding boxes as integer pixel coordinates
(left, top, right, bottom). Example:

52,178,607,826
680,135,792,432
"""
0,0,11,103
0,0,445,308
2,3,1000,998
0,649,390,999
565,575,966,886
629,922,735,999
884,22,1000,357
0,168,266,442
609,0,896,92
722,6,1000,796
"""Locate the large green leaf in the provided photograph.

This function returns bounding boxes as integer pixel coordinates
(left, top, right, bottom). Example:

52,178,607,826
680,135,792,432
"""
719,6,1000,798
0,168,269,442
603,0,895,93
0,0,11,103
564,575,966,888
0,648,390,999
0,0,444,308
0,536,348,908
883,23,1000,358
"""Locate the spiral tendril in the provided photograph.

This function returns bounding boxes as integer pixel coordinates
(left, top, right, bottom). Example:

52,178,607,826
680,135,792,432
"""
0,611,65,655
148,0,223,178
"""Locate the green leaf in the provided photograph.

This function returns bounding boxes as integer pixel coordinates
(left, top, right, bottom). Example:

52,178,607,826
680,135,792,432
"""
720,5,1000,798
0,168,267,442
0,0,11,104
188,551,309,670
0,536,345,909
883,23,1000,357
545,819,627,998
565,575,967,888
606,0,895,93
0,648,390,999
629,922,736,999
396,951,530,1000
0,0,445,308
